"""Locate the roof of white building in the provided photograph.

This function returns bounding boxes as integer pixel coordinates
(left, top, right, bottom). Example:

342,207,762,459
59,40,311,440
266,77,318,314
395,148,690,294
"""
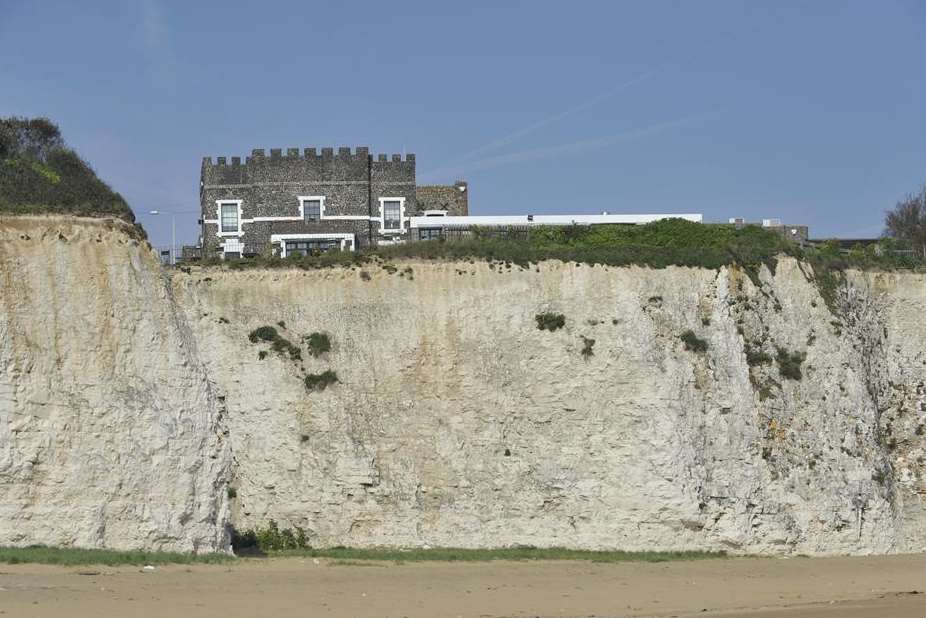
409,213,703,228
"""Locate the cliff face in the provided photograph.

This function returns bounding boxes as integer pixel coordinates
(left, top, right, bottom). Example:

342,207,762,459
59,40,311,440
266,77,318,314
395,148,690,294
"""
174,252,926,555
0,217,229,551
2,217,925,555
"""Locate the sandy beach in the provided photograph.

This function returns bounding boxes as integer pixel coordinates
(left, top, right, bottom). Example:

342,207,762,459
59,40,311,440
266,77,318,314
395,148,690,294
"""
1,553,924,617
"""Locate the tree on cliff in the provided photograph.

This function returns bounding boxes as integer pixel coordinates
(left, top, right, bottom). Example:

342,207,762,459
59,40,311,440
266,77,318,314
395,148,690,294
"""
884,187,926,258
0,116,136,223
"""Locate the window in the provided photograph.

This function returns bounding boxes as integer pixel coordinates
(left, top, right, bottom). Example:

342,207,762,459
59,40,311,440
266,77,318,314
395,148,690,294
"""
285,239,341,256
418,228,442,241
303,199,321,222
220,202,239,233
383,200,401,230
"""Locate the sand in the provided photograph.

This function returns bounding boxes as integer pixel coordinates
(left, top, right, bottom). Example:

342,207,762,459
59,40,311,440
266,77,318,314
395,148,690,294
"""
0,554,924,617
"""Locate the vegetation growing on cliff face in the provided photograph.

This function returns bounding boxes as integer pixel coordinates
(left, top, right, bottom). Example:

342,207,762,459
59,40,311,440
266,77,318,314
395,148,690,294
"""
304,370,338,391
680,330,709,353
0,117,136,225
304,332,331,357
776,347,806,380
248,326,302,361
535,312,566,331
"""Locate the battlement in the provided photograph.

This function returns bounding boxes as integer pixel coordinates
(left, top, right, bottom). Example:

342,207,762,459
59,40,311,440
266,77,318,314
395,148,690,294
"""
202,146,415,166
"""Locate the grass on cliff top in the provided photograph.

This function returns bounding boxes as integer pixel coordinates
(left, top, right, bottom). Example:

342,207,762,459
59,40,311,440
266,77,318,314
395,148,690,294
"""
0,546,234,566
202,219,797,275
0,117,138,227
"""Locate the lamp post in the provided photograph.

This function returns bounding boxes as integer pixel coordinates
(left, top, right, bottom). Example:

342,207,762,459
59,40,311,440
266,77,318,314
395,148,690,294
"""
148,210,176,265
148,209,199,265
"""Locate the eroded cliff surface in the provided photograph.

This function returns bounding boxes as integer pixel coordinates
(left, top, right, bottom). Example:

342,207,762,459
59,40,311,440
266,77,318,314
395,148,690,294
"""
173,253,926,555
0,217,230,551
3,217,925,555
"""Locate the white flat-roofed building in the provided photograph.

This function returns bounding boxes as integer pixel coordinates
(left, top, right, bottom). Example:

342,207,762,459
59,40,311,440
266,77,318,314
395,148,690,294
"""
408,212,703,241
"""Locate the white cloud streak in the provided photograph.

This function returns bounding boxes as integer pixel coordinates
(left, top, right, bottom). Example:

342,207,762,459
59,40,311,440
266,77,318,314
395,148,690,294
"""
420,113,707,182
455,65,666,164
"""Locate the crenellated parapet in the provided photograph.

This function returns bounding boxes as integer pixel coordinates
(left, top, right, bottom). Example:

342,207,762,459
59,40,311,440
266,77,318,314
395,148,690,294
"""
201,146,414,167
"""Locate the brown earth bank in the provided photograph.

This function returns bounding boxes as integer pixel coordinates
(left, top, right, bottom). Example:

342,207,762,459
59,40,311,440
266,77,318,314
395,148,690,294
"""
1,554,925,618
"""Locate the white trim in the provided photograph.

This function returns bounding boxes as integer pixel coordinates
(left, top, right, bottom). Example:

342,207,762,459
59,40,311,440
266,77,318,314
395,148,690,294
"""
408,213,704,228
378,197,407,235
220,237,245,256
297,195,326,222
270,233,356,256
215,200,243,237
422,210,448,217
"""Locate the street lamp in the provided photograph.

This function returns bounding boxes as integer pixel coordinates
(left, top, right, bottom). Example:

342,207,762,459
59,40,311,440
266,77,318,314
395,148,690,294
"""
148,209,199,265
148,210,176,265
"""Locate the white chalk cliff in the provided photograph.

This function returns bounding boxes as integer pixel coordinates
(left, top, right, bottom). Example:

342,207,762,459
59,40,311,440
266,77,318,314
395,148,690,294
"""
2,216,925,554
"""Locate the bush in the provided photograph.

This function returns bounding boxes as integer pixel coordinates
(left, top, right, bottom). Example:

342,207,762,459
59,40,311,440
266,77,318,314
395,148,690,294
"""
536,312,566,331
249,325,302,361
776,347,806,380
232,520,308,553
248,326,278,343
0,117,135,222
680,330,709,353
305,370,338,392
304,332,331,357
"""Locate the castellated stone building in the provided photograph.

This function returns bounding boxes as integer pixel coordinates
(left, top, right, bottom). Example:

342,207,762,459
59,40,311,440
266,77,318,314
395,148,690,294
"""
199,146,468,258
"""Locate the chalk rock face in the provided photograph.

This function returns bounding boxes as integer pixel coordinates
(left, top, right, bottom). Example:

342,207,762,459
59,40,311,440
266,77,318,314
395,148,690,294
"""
174,256,926,555
0,217,230,552
2,216,926,555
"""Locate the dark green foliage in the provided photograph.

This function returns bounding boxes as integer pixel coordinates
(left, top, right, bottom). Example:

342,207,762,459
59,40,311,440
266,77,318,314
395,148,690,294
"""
232,520,309,553
680,330,709,353
536,312,566,331
248,326,278,343
305,370,338,391
249,326,301,361
304,332,331,357
745,345,772,366
580,336,595,359
0,117,135,222
227,487,237,499
776,347,806,380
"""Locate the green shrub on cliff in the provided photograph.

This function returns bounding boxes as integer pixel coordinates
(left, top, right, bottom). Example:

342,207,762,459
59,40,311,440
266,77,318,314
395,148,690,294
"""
535,312,566,331
0,117,136,224
304,370,338,391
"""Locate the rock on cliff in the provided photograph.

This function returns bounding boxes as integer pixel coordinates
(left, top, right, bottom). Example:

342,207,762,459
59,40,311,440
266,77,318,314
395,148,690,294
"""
0,217,229,551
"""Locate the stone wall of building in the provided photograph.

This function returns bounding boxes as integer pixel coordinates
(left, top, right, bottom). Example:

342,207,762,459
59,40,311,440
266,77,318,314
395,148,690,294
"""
417,181,469,216
200,147,417,256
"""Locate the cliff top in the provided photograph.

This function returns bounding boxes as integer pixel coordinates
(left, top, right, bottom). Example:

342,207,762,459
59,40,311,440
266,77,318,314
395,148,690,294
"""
0,117,137,226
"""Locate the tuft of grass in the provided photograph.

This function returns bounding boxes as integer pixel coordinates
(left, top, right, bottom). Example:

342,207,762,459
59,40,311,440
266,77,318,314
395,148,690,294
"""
304,332,331,357
305,370,338,392
776,347,806,380
0,545,234,566
536,312,566,331
580,336,595,359
680,330,709,353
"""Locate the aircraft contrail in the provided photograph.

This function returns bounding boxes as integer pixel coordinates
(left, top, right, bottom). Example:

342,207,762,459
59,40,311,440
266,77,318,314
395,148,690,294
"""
421,113,707,181
453,64,666,165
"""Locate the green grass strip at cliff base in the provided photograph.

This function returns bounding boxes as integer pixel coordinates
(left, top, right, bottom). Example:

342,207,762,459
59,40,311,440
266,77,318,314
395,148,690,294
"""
0,546,235,566
261,546,728,563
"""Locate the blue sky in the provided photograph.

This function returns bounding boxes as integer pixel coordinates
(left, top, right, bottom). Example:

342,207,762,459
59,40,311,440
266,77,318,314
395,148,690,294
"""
2,0,924,247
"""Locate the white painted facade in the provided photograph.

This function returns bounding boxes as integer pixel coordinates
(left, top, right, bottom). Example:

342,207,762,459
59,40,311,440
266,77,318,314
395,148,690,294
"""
409,213,703,229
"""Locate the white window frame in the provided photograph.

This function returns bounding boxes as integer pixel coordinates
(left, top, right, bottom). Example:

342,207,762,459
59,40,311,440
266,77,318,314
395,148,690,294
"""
215,200,243,237
270,233,356,256
297,195,326,222
378,197,407,235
